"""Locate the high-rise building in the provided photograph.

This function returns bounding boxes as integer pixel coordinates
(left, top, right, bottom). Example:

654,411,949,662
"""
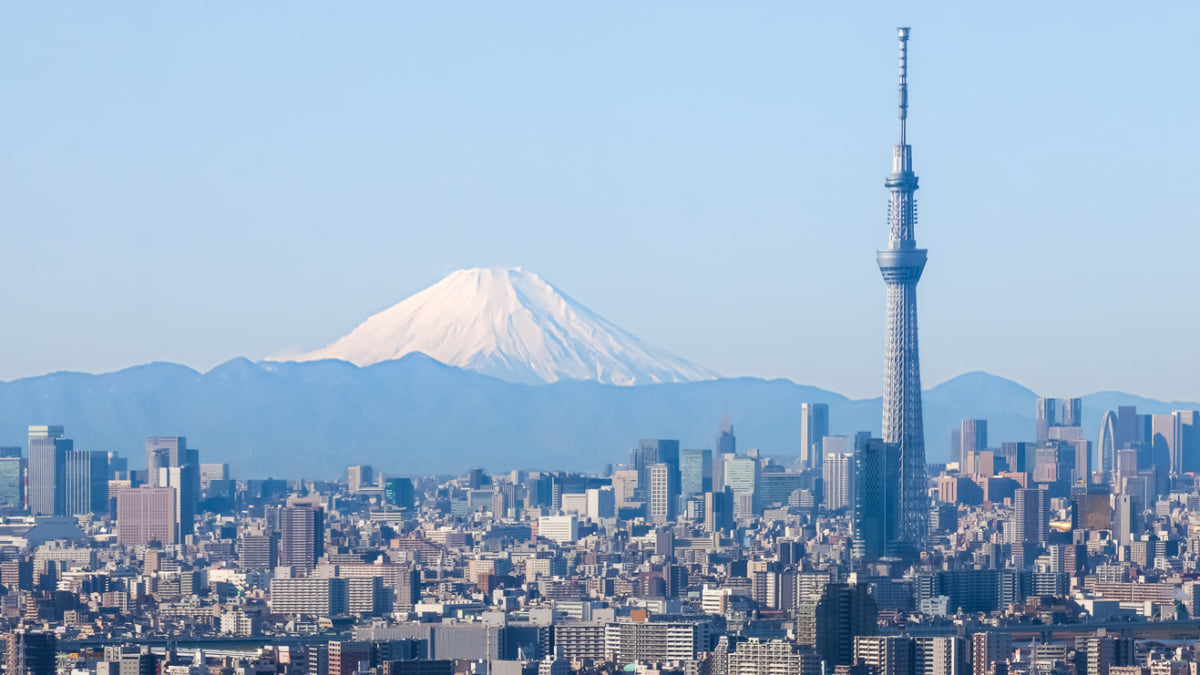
1097,411,1117,476
240,532,278,570
854,635,914,675
1115,406,1143,449
280,503,325,572
1036,399,1057,444
960,420,987,470
0,455,26,511
853,438,898,561
630,439,680,501
914,636,963,675
704,490,733,533
795,582,877,667
823,453,854,511
800,403,830,470
115,487,178,546
724,455,758,514
717,409,737,455
1013,488,1049,545
159,465,197,539
970,633,1012,675
27,426,70,517
1060,398,1082,428
384,477,415,510
145,436,192,485
1150,411,1199,476
679,448,712,497
877,28,929,548
64,450,109,516
648,462,678,524
6,629,56,675
348,465,374,493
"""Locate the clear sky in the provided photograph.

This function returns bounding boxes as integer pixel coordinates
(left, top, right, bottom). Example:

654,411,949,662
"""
1,3,1197,400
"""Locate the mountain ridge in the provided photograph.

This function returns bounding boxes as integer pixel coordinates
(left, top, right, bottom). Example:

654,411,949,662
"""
1,359,1195,477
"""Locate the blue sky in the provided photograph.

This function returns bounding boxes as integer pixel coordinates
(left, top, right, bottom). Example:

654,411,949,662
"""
1,3,1197,400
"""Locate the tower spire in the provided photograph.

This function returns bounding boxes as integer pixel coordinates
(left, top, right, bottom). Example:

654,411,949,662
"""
897,27,909,146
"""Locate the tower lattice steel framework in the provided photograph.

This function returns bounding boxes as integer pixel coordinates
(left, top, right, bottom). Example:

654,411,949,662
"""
877,27,928,549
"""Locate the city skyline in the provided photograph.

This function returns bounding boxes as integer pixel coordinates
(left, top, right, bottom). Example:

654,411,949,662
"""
2,5,1199,400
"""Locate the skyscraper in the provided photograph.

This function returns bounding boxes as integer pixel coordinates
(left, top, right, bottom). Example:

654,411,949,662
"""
64,449,109,516
27,426,70,517
1012,488,1049,545
799,403,829,470
1035,399,1056,444
630,439,679,501
280,503,325,573
648,462,677,524
960,419,987,470
823,452,854,511
0,452,26,511
877,28,928,547
1060,397,1083,428
1097,410,1117,476
679,448,712,497
714,411,736,493
853,438,899,561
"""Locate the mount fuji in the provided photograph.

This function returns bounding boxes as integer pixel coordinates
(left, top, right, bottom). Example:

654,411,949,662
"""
273,267,720,386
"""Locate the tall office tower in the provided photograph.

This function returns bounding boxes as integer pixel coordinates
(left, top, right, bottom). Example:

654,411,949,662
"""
960,420,987,469
724,455,759,514
0,454,26,510
853,438,891,561
648,463,678,524
703,490,733,533
823,453,854,511
971,633,1013,675
159,465,197,539
717,408,736,455
347,465,374,493
1060,398,1083,428
1150,410,1200,476
1115,405,1139,448
630,439,680,500
1112,493,1140,547
145,436,189,486
27,426,70,517
1013,488,1049,545
1035,398,1057,443
5,629,57,675
1066,439,1091,485
800,403,830,469
854,635,915,675
877,28,929,548
63,450,109,515
795,582,878,667
280,504,325,573
384,477,415,510
1097,411,1117,475
679,449,712,497
115,487,178,546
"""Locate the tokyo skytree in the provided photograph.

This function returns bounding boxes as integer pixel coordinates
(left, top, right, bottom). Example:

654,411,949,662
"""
877,27,928,549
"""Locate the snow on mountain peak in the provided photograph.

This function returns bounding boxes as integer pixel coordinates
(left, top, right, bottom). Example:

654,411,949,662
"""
274,267,720,386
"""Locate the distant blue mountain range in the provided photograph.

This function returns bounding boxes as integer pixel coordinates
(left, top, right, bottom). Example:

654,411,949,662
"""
0,356,1195,478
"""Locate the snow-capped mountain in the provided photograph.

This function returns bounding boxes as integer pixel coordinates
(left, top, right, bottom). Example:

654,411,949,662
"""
275,267,720,385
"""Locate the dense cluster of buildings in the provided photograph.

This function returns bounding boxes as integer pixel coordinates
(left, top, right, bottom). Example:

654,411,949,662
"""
1,394,1200,675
